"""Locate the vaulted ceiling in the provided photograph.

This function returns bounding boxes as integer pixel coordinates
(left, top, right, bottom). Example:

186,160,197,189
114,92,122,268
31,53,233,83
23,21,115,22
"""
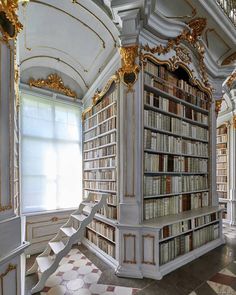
18,0,119,99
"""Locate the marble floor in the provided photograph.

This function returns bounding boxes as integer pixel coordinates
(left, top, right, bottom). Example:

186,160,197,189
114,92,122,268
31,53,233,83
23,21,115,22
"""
25,225,236,295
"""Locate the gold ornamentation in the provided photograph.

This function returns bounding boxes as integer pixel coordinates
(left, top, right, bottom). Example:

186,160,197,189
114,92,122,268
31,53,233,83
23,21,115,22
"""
222,52,236,66
233,115,236,129
215,99,223,115
142,18,210,88
118,45,139,90
141,53,212,99
29,74,77,99
82,73,120,121
0,0,23,41
0,264,16,278
226,72,236,89
51,217,59,222
174,46,191,64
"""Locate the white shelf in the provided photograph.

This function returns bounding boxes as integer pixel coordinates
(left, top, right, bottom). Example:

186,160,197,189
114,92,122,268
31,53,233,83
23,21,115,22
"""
144,125,209,143
144,149,208,159
84,166,116,171
84,154,116,162
83,101,116,123
144,189,209,199
144,171,208,175
84,115,116,133
84,128,116,143
142,206,220,227
83,142,116,152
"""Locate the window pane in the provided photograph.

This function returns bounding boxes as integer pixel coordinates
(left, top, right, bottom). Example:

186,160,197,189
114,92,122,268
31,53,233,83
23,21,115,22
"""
21,92,82,213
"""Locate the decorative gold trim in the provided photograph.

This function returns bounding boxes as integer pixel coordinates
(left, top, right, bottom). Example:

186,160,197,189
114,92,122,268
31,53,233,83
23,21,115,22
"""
226,72,236,89
142,234,155,265
174,46,191,64
0,264,17,295
0,0,23,41
123,233,136,264
142,18,210,89
29,0,105,48
233,115,236,129
141,53,212,99
118,45,139,91
29,74,77,99
21,55,89,88
215,99,223,115
82,73,120,121
222,52,236,66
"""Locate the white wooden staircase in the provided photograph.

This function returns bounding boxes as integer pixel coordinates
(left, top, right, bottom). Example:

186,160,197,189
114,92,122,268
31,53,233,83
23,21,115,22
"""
26,193,108,294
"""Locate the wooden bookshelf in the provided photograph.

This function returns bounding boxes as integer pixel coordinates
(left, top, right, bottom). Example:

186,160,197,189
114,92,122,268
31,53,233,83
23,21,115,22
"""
82,83,119,260
142,58,221,266
217,124,228,220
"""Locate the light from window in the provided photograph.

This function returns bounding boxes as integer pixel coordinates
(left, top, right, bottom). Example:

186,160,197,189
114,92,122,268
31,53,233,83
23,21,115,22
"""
21,93,82,213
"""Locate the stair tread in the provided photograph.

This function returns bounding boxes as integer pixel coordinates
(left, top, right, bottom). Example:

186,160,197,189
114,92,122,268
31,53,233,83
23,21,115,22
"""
82,201,97,207
49,241,65,254
36,256,54,273
71,213,88,221
61,226,77,237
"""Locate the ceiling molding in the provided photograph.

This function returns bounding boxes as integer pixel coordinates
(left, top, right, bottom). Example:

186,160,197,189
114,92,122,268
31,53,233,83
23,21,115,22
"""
20,55,89,89
29,0,106,48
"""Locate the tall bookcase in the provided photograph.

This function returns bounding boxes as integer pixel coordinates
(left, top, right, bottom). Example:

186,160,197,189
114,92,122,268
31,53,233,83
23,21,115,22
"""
217,124,229,221
141,57,222,272
81,52,223,279
82,81,119,265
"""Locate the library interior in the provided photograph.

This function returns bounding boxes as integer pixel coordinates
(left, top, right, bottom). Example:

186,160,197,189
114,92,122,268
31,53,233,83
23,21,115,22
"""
0,0,236,294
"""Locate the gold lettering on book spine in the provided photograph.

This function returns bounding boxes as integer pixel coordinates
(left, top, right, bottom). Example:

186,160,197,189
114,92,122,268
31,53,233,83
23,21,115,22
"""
29,74,77,99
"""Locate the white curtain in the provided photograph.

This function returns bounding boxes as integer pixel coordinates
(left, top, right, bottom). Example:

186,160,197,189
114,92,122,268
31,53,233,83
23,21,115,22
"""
21,92,82,213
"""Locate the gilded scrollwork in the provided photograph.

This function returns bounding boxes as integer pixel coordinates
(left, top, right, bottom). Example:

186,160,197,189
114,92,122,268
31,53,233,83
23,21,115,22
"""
142,18,210,89
226,72,236,89
118,45,139,90
0,0,23,41
215,99,223,115
29,74,77,99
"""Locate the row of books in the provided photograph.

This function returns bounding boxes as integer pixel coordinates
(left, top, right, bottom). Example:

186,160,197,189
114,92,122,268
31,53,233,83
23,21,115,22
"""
217,135,227,144
84,191,118,206
84,170,116,180
216,155,227,162
217,125,227,135
145,61,208,101
159,223,219,265
87,219,115,242
84,157,116,169
217,143,227,151
216,146,227,156
144,175,208,196
84,102,117,130
216,176,227,183
84,145,116,160
217,184,227,192
159,232,192,265
144,130,208,157
217,162,227,169
144,153,208,173
144,73,208,111
144,91,208,124
84,117,116,141
83,91,117,121
84,132,116,151
160,220,192,240
193,223,219,249
98,205,117,219
217,191,227,199
84,181,116,191
216,169,227,176
144,192,209,220
86,229,115,258
194,212,219,227
144,110,209,141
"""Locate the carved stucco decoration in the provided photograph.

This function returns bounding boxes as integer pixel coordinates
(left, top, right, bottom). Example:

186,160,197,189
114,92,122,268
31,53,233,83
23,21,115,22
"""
226,72,236,89
0,0,23,41
233,115,236,129
142,18,210,89
29,73,77,99
118,45,139,90
215,99,223,115
174,46,191,64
